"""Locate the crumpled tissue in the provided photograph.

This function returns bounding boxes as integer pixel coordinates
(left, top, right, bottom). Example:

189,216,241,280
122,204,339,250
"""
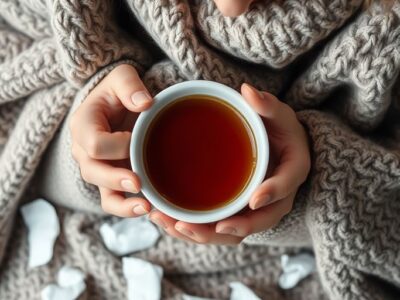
21,198,60,268
122,257,163,300
279,252,316,289
100,217,160,256
229,282,261,300
41,266,86,300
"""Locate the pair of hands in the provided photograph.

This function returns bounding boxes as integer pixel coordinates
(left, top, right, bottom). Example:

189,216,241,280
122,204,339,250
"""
70,64,311,245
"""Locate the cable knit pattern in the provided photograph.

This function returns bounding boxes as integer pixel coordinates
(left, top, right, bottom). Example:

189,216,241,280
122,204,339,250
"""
0,0,52,39
1,0,400,299
0,38,64,103
191,0,363,67
287,3,400,130
0,100,25,145
47,0,153,85
0,82,76,263
126,0,283,93
298,110,400,300
0,20,32,64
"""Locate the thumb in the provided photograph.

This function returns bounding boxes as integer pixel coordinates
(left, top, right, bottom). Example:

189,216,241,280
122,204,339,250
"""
108,64,153,113
241,83,296,130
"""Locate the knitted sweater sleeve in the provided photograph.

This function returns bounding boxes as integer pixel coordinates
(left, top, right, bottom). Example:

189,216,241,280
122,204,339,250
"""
245,0,400,244
0,0,148,264
36,59,144,213
244,3,400,299
27,0,152,211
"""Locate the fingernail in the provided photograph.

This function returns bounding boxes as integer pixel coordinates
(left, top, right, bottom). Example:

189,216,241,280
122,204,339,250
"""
253,194,272,210
151,217,167,229
121,179,138,193
132,205,147,215
176,226,194,237
131,91,152,106
216,226,237,235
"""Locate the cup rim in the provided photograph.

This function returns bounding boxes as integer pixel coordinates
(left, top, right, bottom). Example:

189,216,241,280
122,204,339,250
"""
130,80,269,223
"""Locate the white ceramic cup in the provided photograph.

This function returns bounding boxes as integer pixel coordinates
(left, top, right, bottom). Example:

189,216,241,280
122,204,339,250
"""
130,80,269,223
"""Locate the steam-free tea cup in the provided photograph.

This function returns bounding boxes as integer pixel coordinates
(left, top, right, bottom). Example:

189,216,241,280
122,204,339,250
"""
130,80,269,223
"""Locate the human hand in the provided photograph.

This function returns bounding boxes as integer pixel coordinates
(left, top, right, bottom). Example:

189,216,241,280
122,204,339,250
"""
149,83,311,244
70,64,153,217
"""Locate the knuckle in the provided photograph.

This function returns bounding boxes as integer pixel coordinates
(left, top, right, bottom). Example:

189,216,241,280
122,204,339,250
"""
282,103,296,119
120,75,140,90
113,65,138,82
103,92,120,106
196,234,211,244
114,64,137,74
281,101,293,112
86,135,101,158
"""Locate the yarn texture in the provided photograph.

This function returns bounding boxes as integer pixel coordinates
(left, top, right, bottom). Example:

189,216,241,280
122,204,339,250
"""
0,0,399,299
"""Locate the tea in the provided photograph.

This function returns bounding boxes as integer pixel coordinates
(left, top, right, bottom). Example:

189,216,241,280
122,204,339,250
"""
144,95,256,211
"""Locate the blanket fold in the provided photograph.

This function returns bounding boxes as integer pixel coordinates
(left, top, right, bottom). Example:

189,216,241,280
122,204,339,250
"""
1,0,399,299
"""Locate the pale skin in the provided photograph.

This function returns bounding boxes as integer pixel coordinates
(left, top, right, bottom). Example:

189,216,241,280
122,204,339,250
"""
212,0,256,17
70,1,311,245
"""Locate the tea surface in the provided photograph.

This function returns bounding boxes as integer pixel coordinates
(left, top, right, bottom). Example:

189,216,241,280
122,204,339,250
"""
144,95,255,211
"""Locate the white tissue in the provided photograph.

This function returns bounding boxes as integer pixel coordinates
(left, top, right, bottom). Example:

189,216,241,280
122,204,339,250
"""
41,266,86,300
279,252,316,289
21,199,60,268
229,282,261,300
122,257,163,300
100,217,160,256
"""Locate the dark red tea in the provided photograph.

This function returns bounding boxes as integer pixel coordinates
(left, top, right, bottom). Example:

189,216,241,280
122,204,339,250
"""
144,95,256,211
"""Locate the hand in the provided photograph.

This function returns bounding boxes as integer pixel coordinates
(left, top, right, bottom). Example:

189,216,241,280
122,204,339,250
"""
70,64,153,217
149,83,311,244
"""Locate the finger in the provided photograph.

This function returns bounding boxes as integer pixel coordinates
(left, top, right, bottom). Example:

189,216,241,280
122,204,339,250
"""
249,146,309,210
70,101,132,160
99,187,151,218
107,64,153,113
216,194,295,237
174,222,214,244
241,83,296,130
73,144,140,193
149,212,241,245
149,211,196,243
174,221,243,245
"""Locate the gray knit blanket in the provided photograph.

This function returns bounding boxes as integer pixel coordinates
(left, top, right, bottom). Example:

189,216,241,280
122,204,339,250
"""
1,0,400,299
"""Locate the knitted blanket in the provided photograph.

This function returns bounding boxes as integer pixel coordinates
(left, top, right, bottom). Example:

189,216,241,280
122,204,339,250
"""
1,0,400,299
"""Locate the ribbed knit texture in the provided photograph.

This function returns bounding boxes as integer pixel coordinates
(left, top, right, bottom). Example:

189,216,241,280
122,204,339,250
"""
1,0,399,299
